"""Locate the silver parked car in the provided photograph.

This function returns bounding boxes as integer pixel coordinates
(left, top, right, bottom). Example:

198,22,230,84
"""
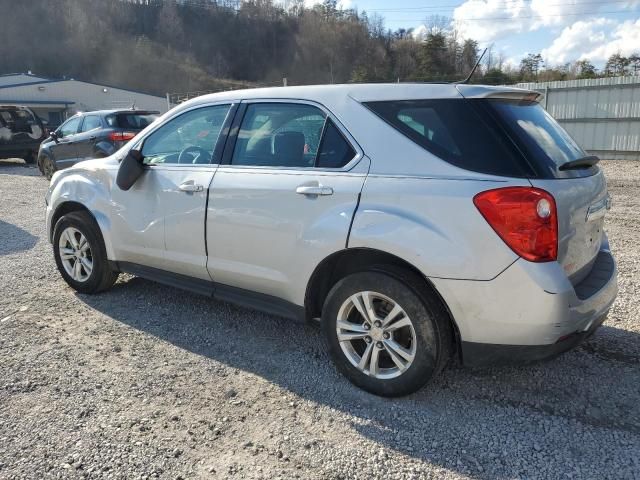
45,84,617,396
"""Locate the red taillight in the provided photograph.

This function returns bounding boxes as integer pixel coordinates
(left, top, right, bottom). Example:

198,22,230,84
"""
473,187,558,262
109,131,137,142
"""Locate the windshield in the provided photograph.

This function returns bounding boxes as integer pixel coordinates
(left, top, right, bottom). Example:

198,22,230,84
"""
485,100,594,178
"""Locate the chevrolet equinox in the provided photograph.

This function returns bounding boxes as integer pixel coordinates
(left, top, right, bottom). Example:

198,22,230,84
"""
45,84,618,396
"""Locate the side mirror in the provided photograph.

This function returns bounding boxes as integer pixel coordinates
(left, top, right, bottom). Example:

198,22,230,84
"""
116,149,144,191
50,131,59,143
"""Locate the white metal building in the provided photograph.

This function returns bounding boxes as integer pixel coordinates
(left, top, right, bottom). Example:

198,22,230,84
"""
517,76,640,161
0,73,169,128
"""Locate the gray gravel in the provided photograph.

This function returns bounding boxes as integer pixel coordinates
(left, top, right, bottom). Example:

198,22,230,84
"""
0,158,639,480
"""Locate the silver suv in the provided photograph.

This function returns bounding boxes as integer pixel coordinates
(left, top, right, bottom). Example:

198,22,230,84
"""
45,84,618,396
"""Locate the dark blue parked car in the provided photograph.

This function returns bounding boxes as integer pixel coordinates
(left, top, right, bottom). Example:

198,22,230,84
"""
38,109,159,179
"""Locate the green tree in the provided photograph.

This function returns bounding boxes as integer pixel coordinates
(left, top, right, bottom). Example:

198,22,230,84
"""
605,53,630,76
460,39,479,76
519,53,544,81
418,31,454,81
575,60,597,79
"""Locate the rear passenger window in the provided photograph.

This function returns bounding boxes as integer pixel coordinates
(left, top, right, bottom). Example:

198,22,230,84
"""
231,103,357,169
364,99,532,178
232,103,326,168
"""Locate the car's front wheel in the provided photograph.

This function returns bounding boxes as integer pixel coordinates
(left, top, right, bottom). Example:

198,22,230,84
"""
322,270,453,397
53,211,118,294
40,154,56,180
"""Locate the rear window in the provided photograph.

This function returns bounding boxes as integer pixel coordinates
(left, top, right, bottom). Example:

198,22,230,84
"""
484,100,594,178
364,99,532,178
106,113,158,130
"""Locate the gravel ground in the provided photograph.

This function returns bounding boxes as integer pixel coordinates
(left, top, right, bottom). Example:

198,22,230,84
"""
0,159,639,480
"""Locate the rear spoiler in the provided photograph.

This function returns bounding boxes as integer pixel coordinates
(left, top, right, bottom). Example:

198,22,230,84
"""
456,85,543,103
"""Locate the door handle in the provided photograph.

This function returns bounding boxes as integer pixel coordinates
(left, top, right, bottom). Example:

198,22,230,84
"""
179,181,204,192
296,185,334,196
89,136,96,141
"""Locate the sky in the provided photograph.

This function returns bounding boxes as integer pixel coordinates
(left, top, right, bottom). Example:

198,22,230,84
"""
304,0,640,68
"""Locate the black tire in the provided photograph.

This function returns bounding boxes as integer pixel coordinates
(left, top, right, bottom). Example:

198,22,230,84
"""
52,211,118,294
322,269,453,397
40,154,56,180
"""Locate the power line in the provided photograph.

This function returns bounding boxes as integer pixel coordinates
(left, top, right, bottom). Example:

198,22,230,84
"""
366,0,636,12
385,9,639,23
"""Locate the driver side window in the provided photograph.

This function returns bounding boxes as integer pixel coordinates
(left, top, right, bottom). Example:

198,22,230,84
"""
57,117,82,138
141,105,231,165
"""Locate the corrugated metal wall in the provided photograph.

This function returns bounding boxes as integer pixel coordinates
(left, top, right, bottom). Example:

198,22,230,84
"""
517,76,640,160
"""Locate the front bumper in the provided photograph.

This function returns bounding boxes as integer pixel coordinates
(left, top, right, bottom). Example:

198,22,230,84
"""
430,244,618,366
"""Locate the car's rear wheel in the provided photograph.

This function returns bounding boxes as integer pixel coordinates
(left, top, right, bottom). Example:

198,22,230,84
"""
322,270,453,397
53,211,118,294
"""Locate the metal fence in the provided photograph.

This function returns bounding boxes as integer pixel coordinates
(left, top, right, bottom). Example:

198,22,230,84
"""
517,76,640,161
166,79,287,110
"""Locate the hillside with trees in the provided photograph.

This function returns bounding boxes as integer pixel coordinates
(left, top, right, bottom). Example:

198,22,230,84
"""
1,0,638,96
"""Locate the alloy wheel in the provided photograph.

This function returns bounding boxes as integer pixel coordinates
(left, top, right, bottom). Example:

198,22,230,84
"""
336,291,417,379
58,227,93,282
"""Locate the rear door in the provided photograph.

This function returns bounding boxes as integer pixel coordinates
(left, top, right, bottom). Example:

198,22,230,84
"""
75,114,103,161
206,100,368,305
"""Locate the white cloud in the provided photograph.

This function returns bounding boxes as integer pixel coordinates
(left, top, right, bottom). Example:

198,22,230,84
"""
584,18,640,62
541,17,640,64
451,0,640,43
411,24,429,40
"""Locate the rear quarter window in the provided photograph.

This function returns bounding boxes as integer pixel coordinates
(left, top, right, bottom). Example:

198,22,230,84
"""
364,99,533,178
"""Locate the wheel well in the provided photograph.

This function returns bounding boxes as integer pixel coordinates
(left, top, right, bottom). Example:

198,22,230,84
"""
305,248,461,352
50,202,93,241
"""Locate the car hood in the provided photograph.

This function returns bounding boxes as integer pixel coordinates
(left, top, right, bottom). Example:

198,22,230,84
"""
73,156,119,171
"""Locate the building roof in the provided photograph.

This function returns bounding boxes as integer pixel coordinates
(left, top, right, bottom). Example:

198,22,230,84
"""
0,99,75,106
0,75,165,100
0,73,51,87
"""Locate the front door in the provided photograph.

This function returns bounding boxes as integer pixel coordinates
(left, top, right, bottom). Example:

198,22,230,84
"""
51,116,82,167
206,101,368,305
110,103,233,279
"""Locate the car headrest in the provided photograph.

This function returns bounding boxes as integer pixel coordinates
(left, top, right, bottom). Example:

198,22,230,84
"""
274,131,305,166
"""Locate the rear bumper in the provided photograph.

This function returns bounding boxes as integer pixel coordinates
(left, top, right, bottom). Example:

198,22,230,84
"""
460,312,607,366
430,242,618,366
